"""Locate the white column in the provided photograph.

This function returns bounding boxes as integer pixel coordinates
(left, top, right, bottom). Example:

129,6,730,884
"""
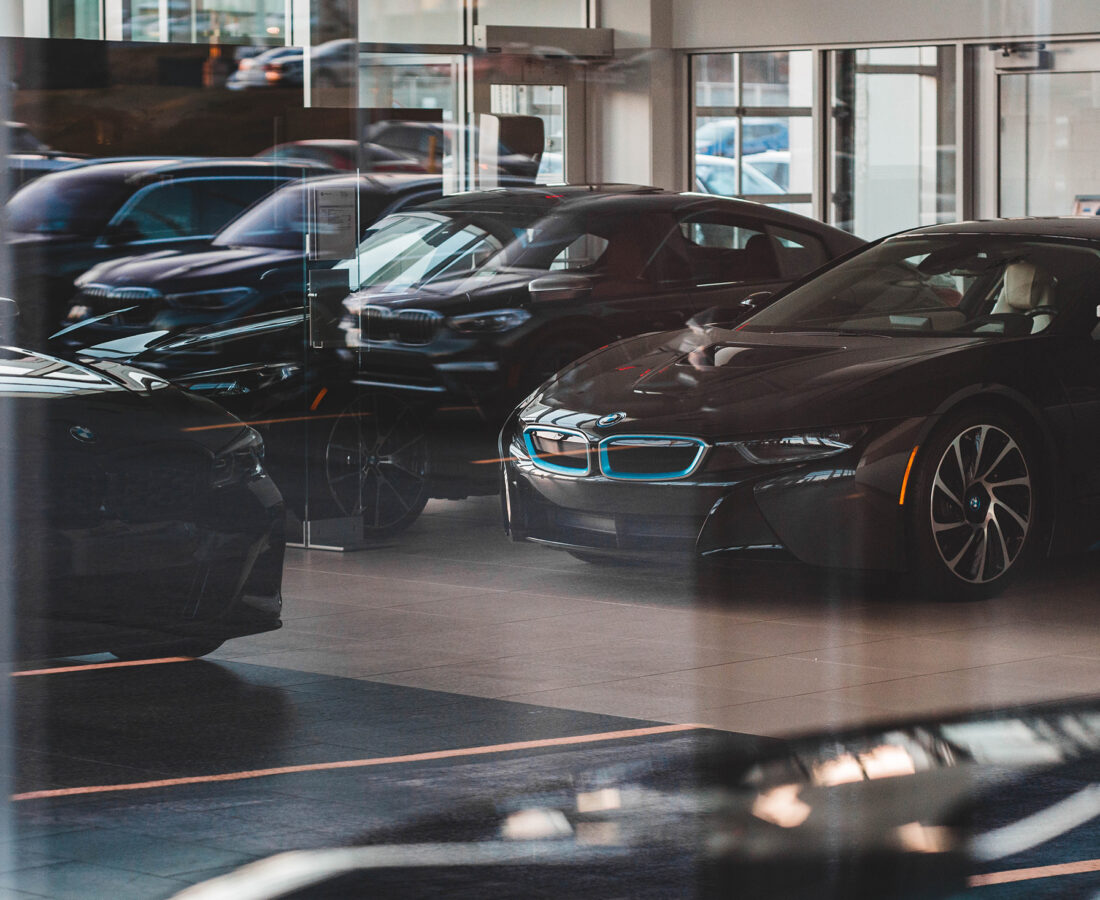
103,0,125,40
22,0,49,38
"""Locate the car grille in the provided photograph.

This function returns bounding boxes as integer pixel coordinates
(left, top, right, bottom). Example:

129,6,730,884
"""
359,306,442,345
523,428,590,474
599,437,707,479
522,427,707,480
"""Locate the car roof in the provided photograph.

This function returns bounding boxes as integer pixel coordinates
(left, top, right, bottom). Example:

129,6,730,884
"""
891,217,1100,242
55,157,332,184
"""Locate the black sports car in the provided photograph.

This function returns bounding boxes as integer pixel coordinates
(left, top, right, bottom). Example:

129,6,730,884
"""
502,218,1100,600
5,323,285,660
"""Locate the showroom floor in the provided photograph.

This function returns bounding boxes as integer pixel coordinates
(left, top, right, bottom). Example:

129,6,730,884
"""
6,496,1100,897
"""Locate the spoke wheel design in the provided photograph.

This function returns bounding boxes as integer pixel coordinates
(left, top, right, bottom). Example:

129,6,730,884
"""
324,393,429,536
928,423,1032,585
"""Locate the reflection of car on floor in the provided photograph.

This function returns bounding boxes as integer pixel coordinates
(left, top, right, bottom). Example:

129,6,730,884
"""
53,173,444,352
65,187,862,539
5,329,285,661
6,157,331,346
173,697,1100,900
503,218,1100,599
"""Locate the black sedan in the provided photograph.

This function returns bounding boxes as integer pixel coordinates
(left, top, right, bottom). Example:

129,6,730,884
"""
5,326,285,660
502,218,1100,600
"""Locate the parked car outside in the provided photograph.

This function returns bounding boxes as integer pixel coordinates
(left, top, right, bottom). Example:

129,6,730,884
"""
225,46,304,90
5,157,331,346
503,217,1100,601
694,154,786,196
695,117,790,158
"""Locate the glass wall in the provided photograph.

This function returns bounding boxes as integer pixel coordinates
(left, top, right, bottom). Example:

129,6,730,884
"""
1000,70,1100,217
831,45,957,238
122,0,287,44
692,50,814,216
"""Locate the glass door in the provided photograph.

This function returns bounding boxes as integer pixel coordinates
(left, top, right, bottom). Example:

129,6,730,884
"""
471,55,586,186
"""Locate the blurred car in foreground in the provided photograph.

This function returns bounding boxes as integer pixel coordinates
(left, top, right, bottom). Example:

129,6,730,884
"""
54,172,444,349
3,302,284,661
6,157,331,346
504,218,1100,600
173,696,1100,899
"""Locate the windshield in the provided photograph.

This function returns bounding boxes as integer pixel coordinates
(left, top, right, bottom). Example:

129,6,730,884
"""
7,171,132,236
744,235,1100,337
334,207,538,292
213,182,309,250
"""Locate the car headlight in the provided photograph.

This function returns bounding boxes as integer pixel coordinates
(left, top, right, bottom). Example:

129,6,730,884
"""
165,287,256,310
726,426,868,465
182,364,301,397
448,309,531,334
212,427,266,486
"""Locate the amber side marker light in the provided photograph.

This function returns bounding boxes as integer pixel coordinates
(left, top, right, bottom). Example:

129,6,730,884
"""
899,446,919,506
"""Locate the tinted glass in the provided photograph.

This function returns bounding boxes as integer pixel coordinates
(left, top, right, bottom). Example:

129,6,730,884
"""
7,172,132,236
213,183,308,250
746,236,1100,336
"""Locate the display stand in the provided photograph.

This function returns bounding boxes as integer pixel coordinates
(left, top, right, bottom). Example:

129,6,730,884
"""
285,510,369,552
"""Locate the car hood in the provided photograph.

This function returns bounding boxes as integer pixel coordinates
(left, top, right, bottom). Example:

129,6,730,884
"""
80,245,303,292
523,326,994,438
343,267,546,316
0,347,249,455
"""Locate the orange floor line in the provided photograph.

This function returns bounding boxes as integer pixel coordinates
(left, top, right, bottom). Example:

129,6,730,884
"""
968,857,1100,887
12,723,705,801
11,657,192,677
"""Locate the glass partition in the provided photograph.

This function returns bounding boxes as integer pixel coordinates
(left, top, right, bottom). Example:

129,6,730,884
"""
830,45,957,238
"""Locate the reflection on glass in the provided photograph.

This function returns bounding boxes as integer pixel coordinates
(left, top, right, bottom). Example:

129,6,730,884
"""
831,45,957,238
124,0,286,44
1000,71,1100,217
490,84,564,183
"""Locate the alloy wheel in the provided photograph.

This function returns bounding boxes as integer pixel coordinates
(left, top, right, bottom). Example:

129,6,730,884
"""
324,393,429,534
929,424,1032,584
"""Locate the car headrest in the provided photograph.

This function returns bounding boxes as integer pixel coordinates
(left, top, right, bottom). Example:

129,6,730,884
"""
1001,260,1053,311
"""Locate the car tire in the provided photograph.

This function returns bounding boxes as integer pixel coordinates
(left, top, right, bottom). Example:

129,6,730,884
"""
109,639,224,661
323,391,430,537
909,410,1040,601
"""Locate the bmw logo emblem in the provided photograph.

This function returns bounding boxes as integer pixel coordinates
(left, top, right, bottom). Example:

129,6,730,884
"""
69,425,96,444
596,411,627,428
969,496,982,510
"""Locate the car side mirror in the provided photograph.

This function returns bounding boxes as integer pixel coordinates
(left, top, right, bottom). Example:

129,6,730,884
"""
528,273,593,303
740,290,775,312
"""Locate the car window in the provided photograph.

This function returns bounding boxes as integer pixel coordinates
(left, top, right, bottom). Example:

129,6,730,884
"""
767,224,829,279
6,173,133,236
109,177,285,243
676,214,780,285
549,234,610,271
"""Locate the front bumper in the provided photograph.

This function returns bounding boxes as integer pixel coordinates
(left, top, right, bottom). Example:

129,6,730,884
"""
502,418,924,572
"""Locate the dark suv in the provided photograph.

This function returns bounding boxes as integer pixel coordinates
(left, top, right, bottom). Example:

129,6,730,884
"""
6,157,331,344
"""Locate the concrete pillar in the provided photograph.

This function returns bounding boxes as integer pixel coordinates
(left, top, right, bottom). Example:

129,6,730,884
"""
589,0,684,191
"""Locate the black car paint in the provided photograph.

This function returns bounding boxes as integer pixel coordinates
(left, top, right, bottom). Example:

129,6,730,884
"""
6,347,285,659
51,173,446,352
502,220,1100,572
6,157,330,346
